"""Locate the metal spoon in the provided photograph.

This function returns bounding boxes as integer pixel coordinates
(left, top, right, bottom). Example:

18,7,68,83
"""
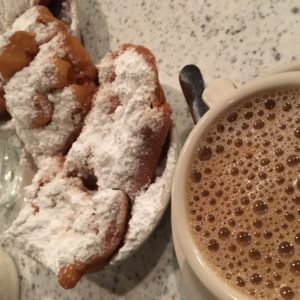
179,64,209,124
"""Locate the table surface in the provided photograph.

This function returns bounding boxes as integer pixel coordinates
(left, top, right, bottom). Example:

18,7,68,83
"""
1,0,300,299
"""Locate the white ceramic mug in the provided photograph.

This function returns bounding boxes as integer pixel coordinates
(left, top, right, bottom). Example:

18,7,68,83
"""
172,65,300,300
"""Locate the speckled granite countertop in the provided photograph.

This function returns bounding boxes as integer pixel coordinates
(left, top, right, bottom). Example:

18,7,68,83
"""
1,1,300,299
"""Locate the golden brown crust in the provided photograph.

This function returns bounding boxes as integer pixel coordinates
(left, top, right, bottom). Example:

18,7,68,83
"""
0,31,39,81
70,82,97,115
48,57,73,90
22,31,97,132
31,93,54,128
61,32,98,84
0,90,6,114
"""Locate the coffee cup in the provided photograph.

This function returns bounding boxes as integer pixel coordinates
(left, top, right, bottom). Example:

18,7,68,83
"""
172,64,300,300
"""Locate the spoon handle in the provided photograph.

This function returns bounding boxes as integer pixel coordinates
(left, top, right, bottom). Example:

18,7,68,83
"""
179,64,209,124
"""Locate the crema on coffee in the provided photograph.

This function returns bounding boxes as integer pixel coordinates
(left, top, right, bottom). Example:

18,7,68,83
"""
186,88,300,299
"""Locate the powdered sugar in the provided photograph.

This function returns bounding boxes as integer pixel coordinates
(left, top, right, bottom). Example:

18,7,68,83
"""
111,127,178,263
113,51,164,131
12,6,64,44
65,49,164,198
5,33,82,166
0,30,12,51
7,125,177,271
7,180,128,273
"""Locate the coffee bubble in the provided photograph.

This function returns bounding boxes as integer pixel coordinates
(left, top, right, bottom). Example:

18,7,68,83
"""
275,163,285,173
296,178,300,191
290,260,300,275
283,103,292,112
190,169,202,182
275,148,284,156
264,99,276,109
231,167,239,176
292,195,300,205
208,239,219,252
278,242,295,258
253,119,265,129
260,158,270,166
285,212,295,222
236,231,252,246
294,127,300,138
197,146,212,161
250,273,263,284
280,286,294,299
286,155,300,167
216,145,224,154
227,112,238,122
249,249,261,260
276,176,285,185
265,280,274,288
295,233,300,245
285,185,295,195
276,260,285,269
236,276,246,287
252,201,268,215
218,227,231,239
267,113,276,120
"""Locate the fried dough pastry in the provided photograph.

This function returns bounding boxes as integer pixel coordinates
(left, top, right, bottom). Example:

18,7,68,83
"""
7,174,130,289
0,6,68,119
5,31,97,165
65,44,172,198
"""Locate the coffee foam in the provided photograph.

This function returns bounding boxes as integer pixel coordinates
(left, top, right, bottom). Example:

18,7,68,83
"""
186,88,300,299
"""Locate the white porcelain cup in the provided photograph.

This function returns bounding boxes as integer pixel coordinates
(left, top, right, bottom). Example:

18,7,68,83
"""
172,64,300,300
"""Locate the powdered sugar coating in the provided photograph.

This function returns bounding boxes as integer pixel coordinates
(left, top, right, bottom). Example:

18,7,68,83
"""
5,33,83,166
65,49,165,198
12,6,65,44
7,181,128,273
111,127,177,263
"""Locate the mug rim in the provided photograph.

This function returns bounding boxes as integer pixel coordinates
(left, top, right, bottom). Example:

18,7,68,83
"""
172,71,300,300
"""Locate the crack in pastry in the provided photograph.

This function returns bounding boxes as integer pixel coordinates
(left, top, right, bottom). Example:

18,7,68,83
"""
6,44,172,289
5,31,97,165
